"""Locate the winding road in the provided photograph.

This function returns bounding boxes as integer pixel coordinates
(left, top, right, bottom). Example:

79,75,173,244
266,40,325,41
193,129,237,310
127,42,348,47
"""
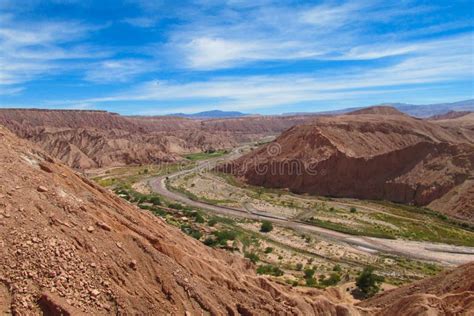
148,146,474,265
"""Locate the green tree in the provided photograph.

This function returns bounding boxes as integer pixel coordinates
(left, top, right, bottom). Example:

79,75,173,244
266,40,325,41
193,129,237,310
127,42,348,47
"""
260,221,273,233
356,266,384,298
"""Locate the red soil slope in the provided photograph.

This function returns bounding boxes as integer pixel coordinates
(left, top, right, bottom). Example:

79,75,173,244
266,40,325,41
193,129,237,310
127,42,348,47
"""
222,108,474,222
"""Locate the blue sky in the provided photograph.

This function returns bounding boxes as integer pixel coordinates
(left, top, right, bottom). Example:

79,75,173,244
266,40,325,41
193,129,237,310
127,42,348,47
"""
0,0,473,115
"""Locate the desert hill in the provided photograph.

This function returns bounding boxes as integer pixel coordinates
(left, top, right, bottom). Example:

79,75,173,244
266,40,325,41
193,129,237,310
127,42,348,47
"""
221,107,474,222
0,109,314,170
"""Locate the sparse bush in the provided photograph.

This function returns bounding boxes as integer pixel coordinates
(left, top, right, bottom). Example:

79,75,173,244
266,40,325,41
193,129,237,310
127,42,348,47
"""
356,266,384,298
296,263,303,271
207,218,218,227
350,207,357,213
168,203,184,210
244,252,260,264
193,212,205,223
264,247,274,254
203,237,216,246
304,268,315,279
305,277,317,287
213,230,237,245
321,273,341,286
148,196,161,206
256,264,284,276
180,225,202,240
260,221,273,233
333,264,342,272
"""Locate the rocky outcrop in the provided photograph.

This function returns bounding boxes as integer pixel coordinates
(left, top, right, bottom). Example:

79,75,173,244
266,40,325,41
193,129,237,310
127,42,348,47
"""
222,108,474,222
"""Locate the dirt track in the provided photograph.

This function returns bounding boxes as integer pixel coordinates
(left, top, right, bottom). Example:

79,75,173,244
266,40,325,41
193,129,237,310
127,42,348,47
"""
148,147,474,266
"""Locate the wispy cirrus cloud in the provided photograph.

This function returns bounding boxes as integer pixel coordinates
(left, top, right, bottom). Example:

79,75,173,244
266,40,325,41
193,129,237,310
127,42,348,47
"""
71,31,472,113
163,1,456,70
84,59,158,83
0,14,111,87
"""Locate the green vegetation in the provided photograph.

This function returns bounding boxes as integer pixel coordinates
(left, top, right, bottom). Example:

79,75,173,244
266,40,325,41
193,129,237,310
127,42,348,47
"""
320,273,341,286
356,267,384,298
181,224,202,240
264,247,274,254
350,207,357,213
307,218,395,239
260,221,274,233
256,264,284,277
244,252,260,263
185,149,228,161
204,229,238,247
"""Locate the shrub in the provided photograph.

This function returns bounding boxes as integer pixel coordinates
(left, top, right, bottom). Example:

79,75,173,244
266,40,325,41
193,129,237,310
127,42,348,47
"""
305,277,317,287
304,268,315,279
148,196,161,205
207,218,218,227
213,230,237,245
180,225,202,240
203,237,217,246
260,221,273,233
256,264,284,276
193,212,205,223
244,252,260,264
264,247,274,254
350,207,357,213
356,266,384,298
321,273,341,286
333,264,342,272
296,263,303,271
168,203,184,210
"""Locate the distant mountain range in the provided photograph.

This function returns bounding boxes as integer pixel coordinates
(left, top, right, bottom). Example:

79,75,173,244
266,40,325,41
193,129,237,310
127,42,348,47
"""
286,99,474,118
167,99,473,119
169,110,248,119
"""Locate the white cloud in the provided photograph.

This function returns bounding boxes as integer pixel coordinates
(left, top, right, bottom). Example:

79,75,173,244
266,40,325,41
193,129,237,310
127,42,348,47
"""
123,17,156,28
75,31,472,111
0,14,112,89
84,59,158,83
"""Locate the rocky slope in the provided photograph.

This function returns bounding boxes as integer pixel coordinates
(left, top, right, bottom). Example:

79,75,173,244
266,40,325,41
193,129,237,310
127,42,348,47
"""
359,262,474,315
0,125,361,315
0,109,314,170
221,107,474,222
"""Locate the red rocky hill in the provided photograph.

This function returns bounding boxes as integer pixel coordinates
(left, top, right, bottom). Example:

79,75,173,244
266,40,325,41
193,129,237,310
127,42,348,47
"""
0,109,315,169
221,108,474,222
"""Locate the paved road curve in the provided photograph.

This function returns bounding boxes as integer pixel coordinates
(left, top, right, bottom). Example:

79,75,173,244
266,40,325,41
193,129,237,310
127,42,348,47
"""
148,147,474,266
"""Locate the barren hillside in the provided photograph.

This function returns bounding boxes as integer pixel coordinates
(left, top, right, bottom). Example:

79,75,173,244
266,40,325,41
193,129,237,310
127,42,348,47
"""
221,108,474,222
359,262,474,315
0,109,315,169
0,125,362,315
